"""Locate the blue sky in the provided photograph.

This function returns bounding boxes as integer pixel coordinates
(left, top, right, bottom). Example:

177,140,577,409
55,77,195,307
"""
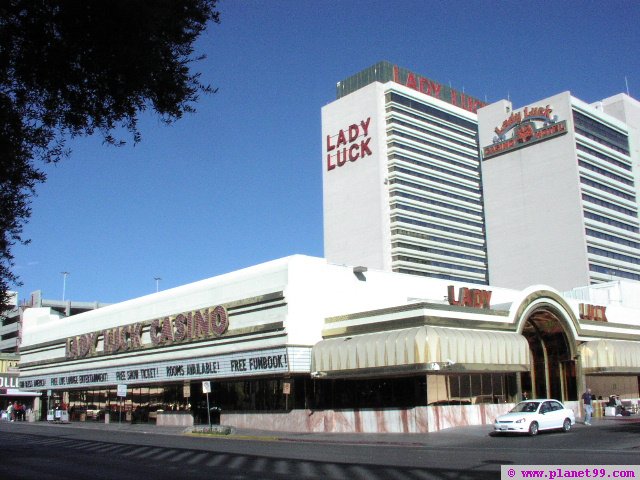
11,0,640,304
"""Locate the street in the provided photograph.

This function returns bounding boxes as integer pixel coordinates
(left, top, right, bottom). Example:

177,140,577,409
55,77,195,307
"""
0,419,638,479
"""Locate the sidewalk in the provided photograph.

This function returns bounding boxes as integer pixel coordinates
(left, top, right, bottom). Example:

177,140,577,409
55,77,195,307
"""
12,414,640,446
7,418,491,445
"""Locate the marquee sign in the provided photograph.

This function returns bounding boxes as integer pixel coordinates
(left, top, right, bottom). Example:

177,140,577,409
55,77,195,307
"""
483,105,567,160
20,346,311,391
65,305,229,360
0,374,19,388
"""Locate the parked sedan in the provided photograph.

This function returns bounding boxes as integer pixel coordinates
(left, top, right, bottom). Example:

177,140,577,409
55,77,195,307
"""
494,399,575,436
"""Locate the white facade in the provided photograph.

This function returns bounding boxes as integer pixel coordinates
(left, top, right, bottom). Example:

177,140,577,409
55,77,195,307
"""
478,92,640,291
19,253,640,384
19,255,494,390
323,62,488,284
322,82,390,271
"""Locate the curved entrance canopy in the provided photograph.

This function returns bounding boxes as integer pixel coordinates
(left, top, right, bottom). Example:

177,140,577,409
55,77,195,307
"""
312,326,530,377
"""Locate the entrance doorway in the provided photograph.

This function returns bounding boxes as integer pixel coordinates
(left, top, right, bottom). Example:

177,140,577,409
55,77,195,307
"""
520,308,577,401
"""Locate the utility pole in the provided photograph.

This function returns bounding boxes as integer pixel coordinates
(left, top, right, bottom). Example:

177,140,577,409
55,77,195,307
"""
61,271,70,301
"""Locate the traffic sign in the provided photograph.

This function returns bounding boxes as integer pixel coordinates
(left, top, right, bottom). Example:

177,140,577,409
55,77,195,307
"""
117,384,127,397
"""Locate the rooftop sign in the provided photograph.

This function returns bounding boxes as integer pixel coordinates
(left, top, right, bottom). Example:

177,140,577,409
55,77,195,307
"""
336,61,486,113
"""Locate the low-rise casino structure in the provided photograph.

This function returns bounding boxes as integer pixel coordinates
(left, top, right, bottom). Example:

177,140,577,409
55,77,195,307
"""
18,256,640,432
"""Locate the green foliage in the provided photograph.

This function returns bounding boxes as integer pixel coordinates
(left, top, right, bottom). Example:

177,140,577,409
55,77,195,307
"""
0,0,219,311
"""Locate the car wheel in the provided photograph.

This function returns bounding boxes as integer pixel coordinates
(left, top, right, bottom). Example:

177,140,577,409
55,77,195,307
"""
528,421,539,436
562,418,571,432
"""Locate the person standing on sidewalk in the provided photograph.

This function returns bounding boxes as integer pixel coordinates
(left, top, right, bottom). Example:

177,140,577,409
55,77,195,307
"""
582,388,594,425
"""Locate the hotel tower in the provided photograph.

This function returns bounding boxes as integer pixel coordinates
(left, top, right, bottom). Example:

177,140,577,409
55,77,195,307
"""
322,61,489,284
478,92,640,290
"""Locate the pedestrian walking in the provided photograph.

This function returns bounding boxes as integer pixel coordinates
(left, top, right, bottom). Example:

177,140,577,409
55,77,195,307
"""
582,388,594,425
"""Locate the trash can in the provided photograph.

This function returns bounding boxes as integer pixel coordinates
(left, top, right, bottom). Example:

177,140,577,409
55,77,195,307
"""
209,407,221,425
104,413,110,424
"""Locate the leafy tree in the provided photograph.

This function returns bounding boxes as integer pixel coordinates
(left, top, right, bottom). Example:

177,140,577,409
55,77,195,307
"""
0,0,220,311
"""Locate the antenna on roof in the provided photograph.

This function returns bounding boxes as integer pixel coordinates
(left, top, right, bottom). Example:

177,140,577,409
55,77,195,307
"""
625,76,630,96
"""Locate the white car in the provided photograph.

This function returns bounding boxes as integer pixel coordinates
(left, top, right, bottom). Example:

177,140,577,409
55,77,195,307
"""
494,399,575,436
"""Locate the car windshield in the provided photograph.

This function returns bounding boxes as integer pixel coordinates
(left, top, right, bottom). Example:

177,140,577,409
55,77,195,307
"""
510,401,540,413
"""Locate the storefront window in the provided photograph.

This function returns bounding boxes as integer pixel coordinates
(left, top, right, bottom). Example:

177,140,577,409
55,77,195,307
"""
428,373,518,405
310,375,428,410
63,376,310,423
309,373,517,409
51,372,520,422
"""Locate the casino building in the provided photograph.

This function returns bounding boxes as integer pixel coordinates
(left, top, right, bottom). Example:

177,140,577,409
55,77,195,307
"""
14,63,640,432
17,256,640,432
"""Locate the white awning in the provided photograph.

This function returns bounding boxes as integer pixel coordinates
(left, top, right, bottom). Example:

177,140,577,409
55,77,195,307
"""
579,339,640,374
312,325,530,377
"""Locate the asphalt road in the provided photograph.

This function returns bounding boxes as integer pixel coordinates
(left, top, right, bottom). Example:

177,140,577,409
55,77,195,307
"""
0,419,638,480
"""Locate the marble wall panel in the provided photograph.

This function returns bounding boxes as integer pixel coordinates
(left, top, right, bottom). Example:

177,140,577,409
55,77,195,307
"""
221,402,587,434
